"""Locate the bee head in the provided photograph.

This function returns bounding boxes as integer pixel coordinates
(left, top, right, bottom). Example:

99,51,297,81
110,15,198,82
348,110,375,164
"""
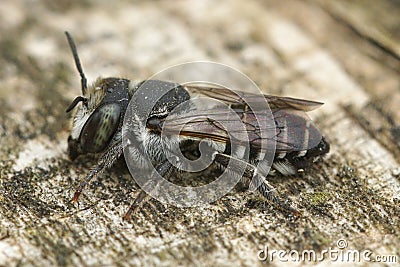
65,32,129,160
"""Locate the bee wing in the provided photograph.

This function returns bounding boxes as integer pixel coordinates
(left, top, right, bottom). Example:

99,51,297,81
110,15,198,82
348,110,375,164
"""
152,106,323,153
184,84,324,112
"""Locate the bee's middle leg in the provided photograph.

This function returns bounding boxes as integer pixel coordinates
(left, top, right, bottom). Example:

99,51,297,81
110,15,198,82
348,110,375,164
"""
123,160,172,220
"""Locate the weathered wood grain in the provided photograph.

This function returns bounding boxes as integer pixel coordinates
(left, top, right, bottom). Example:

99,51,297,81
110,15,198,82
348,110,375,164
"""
0,0,399,266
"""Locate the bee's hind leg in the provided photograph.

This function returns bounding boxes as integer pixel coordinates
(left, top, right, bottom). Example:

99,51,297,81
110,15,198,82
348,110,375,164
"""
213,153,300,216
213,153,277,200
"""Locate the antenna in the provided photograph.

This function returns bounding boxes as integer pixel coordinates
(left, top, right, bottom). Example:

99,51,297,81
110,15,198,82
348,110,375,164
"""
65,31,87,95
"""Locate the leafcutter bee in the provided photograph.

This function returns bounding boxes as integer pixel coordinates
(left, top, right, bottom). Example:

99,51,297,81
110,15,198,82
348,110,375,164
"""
65,32,330,219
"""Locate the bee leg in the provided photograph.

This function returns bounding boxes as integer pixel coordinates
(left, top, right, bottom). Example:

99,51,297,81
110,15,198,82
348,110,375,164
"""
122,189,150,221
213,153,300,216
71,141,123,202
213,153,277,200
123,160,172,220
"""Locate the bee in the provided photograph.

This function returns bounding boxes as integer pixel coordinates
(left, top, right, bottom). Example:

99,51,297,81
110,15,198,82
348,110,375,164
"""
65,32,330,219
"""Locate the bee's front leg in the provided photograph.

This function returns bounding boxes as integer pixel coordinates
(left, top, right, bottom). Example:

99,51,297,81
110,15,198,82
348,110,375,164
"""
71,141,123,202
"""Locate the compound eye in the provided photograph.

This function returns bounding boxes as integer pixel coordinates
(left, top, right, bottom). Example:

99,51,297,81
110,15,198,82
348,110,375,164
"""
80,103,121,153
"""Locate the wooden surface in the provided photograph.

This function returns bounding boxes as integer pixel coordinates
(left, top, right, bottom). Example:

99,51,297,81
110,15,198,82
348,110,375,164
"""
0,0,399,266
